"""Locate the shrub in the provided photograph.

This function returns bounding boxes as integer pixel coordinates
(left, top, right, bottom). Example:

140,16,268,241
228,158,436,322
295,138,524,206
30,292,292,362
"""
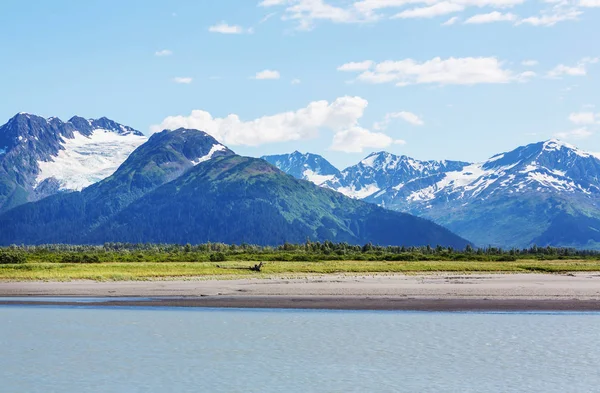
210,252,227,262
496,255,517,262
0,252,27,264
61,254,101,263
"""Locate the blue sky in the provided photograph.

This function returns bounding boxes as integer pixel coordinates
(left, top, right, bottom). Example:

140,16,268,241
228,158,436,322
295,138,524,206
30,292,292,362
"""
1,0,599,169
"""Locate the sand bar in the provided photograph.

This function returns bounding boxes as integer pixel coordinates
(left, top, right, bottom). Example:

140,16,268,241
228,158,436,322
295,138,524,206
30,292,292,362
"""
1,273,600,311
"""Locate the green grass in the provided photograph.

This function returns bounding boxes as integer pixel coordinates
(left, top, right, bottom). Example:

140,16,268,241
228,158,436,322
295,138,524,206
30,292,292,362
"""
1,259,600,281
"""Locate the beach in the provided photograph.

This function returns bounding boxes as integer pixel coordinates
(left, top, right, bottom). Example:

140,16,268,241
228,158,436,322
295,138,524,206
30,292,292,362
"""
2,273,600,311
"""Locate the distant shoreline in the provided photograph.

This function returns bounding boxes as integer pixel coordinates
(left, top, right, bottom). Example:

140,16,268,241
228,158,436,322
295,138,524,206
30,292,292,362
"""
2,296,600,312
2,273,600,311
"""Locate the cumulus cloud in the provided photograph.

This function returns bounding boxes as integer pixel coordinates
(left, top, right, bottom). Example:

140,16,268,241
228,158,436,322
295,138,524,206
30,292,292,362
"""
173,77,193,84
340,56,518,86
464,11,517,23
331,127,400,152
155,49,173,57
208,22,249,34
338,61,374,71
374,111,424,130
151,96,401,153
253,69,281,80
291,78,301,84
547,57,599,78
579,0,600,6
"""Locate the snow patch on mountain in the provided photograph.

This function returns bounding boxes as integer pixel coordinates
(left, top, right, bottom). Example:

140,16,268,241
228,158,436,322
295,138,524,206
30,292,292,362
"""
191,144,227,165
36,129,147,191
337,183,380,199
302,169,335,186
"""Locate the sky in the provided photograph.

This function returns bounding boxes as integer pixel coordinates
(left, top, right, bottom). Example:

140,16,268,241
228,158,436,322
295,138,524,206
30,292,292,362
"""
1,0,599,169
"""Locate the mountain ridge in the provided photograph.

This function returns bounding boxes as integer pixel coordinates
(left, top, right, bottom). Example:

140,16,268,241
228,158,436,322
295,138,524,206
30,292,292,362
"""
0,128,235,244
266,139,600,249
0,112,147,212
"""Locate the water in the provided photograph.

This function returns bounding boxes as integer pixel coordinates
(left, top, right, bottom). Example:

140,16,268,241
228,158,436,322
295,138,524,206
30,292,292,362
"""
1,306,599,393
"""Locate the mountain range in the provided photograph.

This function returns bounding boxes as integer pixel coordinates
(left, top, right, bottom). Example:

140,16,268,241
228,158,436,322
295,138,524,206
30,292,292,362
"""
0,114,468,248
264,140,600,249
2,111,599,249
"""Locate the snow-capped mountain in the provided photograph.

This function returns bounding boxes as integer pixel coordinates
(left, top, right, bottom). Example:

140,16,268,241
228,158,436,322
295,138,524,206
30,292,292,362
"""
0,130,468,249
267,140,600,249
264,150,470,198
369,140,600,209
0,113,147,212
325,151,470,199
366,140,600,249
261,151,341,186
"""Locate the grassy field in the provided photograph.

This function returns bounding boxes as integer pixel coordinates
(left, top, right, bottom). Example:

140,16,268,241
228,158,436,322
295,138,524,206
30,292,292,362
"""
1,259,600,281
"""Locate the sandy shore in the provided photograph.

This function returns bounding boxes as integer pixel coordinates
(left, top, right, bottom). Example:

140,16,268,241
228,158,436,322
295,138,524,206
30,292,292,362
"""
2,273,600,311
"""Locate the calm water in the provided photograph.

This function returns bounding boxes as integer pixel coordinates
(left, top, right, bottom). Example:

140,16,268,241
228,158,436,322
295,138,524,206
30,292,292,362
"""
1,306,599,393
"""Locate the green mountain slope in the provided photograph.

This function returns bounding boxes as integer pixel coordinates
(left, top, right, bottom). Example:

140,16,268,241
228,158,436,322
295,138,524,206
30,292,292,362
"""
87,155,470,247
0,129,234,244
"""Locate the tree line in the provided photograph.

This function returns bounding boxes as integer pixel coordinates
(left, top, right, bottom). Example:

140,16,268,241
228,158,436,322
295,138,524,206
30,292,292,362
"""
1,241,599,264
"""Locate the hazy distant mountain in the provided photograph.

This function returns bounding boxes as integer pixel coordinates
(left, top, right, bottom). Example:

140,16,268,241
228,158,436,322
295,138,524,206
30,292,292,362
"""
369,139,600,249
270,140,600,249
0,132,469,248
0,113,146,212
261,151,341,186
324,152,470,199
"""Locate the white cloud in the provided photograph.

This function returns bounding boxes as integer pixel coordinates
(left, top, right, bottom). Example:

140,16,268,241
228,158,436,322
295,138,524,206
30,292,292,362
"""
442,16,460,25
261,0,533,29
338,60,374,71
208,22,248,34
254,69,281,80
374,111,424,129
260,12,278,23
173,77,193,84
464,11,517,23
555,127,593,139
519,9,582,26
354,0,525,13
516,70,537,82
273,0,375,30
151,96,400,153
342,56,518,86
569,112,597,125
155,49,173,57
259,0,594,30
392,2,465,19
259,0,287,5
331,127,398,152
522,59,539,66
547,57,599,78
291,78,301,84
